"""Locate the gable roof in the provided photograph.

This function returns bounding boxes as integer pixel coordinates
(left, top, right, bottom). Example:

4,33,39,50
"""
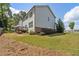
26,5,56,18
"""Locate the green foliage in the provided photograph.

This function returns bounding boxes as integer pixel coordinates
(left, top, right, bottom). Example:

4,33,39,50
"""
56,19,64,33
13,11,26,25
0,3,12,31
19,11,26,21
69,21,75,30
13,14,20,25
7,18,15,32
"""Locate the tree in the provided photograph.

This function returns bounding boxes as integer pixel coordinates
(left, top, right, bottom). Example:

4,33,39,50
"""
13,11,26,26
0,3,12,31
19,11,26,21
56,19,64,33
13,14,20,25
69,21,75,32
8,18,15,31
18,11,27,26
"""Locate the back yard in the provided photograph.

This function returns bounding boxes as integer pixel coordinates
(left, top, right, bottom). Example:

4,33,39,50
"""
0,32,79,55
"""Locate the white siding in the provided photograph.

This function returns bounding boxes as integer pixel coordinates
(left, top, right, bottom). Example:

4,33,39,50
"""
35,6,56,30
18,20,23,26
17,6,57,33
23,10,35,32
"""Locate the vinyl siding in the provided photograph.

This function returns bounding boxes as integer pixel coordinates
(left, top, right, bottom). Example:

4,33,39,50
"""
23,9,35,32
35,6,56,30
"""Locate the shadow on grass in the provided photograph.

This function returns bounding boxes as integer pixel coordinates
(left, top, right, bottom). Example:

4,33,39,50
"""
46,33,66,37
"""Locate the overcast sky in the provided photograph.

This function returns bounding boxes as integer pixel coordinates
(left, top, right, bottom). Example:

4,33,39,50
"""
10,3,79,30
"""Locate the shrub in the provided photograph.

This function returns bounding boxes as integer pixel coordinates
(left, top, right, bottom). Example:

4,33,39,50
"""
69,21,75,32
56,19,64,33
29,30,36,35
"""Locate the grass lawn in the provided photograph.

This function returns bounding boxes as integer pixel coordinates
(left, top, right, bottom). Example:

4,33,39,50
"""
4,32,79,55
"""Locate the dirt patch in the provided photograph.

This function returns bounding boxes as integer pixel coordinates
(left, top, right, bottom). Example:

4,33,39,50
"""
0,34,71,56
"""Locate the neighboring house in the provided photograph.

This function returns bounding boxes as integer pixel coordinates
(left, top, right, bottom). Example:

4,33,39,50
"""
74,30,79,32
65,29,79,32
17,5,57,34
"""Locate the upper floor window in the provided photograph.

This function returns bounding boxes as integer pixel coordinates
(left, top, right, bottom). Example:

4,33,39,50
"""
29,21,33,28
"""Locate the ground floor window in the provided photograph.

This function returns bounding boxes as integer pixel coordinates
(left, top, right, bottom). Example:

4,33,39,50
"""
29,21,33,28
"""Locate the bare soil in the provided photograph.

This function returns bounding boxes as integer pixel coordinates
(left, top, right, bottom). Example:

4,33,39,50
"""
0,34,70,56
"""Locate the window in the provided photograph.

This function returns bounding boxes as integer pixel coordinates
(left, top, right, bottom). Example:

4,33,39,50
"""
48,17,50,21
29,21,33,28
29,12,33,17
25,15,28,19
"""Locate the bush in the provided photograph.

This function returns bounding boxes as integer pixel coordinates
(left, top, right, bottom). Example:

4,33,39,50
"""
56,19,64,33
29,30,36,35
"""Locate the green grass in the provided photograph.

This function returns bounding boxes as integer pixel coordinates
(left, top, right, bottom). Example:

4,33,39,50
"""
5,32,79,55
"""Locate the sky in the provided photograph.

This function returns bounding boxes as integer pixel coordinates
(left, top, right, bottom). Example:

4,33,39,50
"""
10,3,79,30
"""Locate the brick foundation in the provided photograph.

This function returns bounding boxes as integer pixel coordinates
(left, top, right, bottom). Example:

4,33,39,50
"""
35,27,56,34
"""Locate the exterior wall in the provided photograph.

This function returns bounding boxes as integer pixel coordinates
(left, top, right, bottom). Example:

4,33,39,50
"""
35,6,56,32
17,6,57,33
22,8,35,33
17,20,22,26
35,27,42,33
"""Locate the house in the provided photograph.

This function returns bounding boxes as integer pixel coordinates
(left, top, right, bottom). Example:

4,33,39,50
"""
17,5,57,34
